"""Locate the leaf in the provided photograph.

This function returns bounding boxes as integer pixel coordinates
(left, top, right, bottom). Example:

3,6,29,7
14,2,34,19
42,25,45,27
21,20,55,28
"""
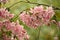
55,10,60,21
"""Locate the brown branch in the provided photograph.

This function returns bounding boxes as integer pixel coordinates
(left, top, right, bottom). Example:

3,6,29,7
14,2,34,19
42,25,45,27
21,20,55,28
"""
8,1,60,10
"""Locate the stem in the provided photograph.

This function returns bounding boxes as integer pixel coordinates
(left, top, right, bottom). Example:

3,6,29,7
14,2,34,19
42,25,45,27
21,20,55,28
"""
55,25,60,40
8,1,60,10
37,26,41,40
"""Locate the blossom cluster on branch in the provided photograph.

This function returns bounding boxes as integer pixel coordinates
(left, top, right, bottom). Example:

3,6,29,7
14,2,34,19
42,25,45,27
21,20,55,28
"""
0,0,60,40
20,5,55,28
0,8,29,40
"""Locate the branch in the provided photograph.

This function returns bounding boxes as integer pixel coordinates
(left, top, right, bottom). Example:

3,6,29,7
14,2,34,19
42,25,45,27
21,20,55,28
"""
8,1,60,10
26,0,30,2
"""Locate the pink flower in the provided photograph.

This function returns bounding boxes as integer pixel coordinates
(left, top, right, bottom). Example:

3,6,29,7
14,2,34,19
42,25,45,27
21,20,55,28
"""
3,20,29,40
30,5,44,14
20,12,31,23
0,8,29,40
20,6,55,28
12,21,29,40
3,20,15,31
20,12,32,27
20,11,41,28
42,7,55,25
3,33,11,40
0,8,14,19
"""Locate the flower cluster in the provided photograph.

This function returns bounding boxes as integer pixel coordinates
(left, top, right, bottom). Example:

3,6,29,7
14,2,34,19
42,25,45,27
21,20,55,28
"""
0,8,29,40
20,5,55,28
0,8,14,20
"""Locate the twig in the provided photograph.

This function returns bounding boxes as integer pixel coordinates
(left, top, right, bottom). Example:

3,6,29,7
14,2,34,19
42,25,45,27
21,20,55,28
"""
8,1,60,10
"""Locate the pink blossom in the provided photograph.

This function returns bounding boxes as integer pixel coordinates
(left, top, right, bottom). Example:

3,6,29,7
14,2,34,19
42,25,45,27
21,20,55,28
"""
20,12,33,27
3,33,11,40
20,6,55,28
0,20,29,40
42,7,55,25
12,21,29,40
0,8,29,40
20,11,41,28
3,20,15,31
30,5,44,14
0,8,14,19
3,20,29,40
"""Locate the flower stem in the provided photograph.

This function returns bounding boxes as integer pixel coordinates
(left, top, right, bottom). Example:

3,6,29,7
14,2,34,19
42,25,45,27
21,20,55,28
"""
37,26,41,40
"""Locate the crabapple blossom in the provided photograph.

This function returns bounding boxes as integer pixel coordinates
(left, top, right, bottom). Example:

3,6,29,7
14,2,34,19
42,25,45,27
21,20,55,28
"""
0,8,29,40
20,5,55,28
2,33,11,40
0,8,14,20
30,5,44,14
20,11,41,28
0,20,29,40
4,20,29,40
42,7,55,25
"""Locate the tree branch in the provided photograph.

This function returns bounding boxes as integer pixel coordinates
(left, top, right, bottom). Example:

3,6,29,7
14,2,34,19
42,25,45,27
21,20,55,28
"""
8,1,60,10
